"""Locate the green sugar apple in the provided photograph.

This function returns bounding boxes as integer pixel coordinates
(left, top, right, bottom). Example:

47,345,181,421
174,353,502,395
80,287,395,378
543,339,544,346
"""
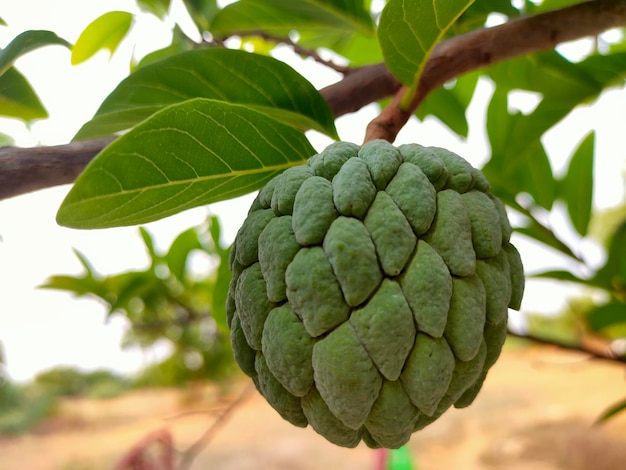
226,140,524,449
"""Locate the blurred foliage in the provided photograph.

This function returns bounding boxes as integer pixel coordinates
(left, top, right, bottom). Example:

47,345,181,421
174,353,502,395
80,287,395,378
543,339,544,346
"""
0,381,57,435
0,366,131,435
42,214,237,386
33,367,131,399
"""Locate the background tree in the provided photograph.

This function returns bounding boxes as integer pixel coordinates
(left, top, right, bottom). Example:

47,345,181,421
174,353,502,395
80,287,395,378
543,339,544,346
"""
2,0,626,465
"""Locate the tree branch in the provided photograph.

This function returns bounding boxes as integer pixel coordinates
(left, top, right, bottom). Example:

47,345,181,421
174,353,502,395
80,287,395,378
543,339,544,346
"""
0,137,114,199
364,0,626,142
507,331,626,364
2,0,626,199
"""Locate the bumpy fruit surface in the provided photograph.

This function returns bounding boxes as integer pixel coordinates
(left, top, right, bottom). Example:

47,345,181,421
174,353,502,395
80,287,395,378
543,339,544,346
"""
226,140,524,449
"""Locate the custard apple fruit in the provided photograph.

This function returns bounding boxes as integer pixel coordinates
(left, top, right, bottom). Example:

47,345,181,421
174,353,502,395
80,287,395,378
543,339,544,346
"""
226,140,524,449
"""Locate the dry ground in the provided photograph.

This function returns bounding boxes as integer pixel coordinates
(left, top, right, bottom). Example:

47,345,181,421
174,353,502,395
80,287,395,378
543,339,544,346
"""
2,342,626,470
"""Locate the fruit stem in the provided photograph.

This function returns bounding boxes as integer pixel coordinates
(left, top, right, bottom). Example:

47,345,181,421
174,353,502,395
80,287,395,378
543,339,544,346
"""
363,86,415,144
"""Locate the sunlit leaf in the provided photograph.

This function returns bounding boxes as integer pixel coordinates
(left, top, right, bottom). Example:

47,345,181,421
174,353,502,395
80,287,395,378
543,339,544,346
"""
560,132,594,236
0,17,6,26
0,30,70,76
378,0,474,86
58,99,316,229
0,67,47,121
71,11,133,65
75,48,337,140
210,0,374,37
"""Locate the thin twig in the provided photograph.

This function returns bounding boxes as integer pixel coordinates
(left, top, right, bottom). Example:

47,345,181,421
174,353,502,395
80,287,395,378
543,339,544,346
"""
244,31,355,75
178,380,255,470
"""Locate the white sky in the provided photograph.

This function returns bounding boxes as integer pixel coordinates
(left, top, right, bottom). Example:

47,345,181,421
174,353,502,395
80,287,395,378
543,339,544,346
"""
1,1,625,382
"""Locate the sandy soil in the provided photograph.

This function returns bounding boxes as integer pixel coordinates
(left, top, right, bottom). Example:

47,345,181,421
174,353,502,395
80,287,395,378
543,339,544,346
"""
2,342,626,470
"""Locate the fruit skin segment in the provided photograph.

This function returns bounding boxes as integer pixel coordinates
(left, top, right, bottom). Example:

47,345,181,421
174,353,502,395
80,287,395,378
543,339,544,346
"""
227,139,525,449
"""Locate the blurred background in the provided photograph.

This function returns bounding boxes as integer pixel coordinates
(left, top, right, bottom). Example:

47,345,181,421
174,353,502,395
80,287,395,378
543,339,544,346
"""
1,1,626,469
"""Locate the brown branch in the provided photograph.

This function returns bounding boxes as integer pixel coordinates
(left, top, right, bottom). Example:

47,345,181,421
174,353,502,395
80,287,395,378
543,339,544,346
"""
507,331,626,364
0,137,114,199
2,0,626,199
364,0,626,142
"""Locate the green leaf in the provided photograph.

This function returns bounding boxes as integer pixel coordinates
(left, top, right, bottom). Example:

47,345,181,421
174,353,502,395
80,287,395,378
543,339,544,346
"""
0,18,6,26
483,91,556,210
586,301,626,331
139,226,159,264
40,274,103,297
57,99,316,229
133,25,193,70
378,0,475,86
137,0,171,18
0,132,14,147
74,48,337,140
596,396,626,424
529,269,609,290
484,51,626,161
0,67,47,121
71,11,133,65
560,132,594,237
182,0,219,32
417,72,478,137
515,223,580,262
0,30,70,76
210,0,374,37
527,0,582,14
167,227,203,281
593,221,626,293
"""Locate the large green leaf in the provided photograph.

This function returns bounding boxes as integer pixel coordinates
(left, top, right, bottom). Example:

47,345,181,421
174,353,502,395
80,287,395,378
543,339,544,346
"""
0,30,70,76
74,48,337,140
71,11,133,65
210,0,374,37
0,67,47,121
560,132,594,237
57,99,315,229
378,0,474,86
